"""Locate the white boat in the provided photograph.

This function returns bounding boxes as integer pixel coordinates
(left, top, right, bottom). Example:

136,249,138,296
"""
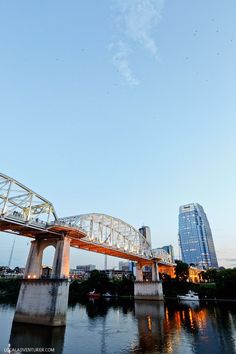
102,292,113,297
177,290,199,301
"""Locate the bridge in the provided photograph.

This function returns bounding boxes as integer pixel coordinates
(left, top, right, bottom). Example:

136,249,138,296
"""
0,172,173,326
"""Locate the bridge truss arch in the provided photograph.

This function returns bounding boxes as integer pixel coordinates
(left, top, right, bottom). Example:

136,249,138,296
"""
56,213,152,259
0,172,156,262
0,172,57,227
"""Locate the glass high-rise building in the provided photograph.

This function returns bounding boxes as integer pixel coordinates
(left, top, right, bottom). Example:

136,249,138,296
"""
178,203,218,269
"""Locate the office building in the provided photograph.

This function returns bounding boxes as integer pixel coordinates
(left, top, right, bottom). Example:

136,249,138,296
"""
139,226,151,246
119,261,130,271
178,203,218,269
76,264,96,272
119,261,134,272
162,245,175,263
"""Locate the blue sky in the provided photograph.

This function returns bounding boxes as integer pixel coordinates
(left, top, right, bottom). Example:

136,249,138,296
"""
0,0,236,269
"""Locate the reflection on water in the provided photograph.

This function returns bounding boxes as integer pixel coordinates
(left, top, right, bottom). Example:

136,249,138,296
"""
0,299,235,354
132,301,236,354
9,323,65,354
178,299,200,309
134,301,165,353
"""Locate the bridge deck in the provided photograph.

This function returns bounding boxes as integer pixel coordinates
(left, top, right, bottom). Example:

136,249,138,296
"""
0,218,157,264
49,225,155,264
0,172,174,269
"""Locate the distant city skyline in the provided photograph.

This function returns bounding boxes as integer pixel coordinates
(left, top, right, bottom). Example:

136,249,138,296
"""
0,1,236,269
0,176,234,270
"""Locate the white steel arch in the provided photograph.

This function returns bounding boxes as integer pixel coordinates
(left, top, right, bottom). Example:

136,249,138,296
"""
57,213,152,258
0,172,157,262
0,172,57,227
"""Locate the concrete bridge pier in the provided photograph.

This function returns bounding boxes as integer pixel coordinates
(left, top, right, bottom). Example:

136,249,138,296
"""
134,260,163,301
13,237,71,326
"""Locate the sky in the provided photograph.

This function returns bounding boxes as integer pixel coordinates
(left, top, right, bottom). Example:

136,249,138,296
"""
0,0,236,269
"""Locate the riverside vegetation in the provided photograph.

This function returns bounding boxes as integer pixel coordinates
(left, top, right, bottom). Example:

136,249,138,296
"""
0,265,235,303
163,261,236,299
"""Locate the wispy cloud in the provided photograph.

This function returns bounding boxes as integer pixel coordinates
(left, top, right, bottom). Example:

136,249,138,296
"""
115,0,164,58
110,41,140,87
111,0,164,86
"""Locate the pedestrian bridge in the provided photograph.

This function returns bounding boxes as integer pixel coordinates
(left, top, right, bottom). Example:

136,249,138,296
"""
0,172,171,264
0,172,172,326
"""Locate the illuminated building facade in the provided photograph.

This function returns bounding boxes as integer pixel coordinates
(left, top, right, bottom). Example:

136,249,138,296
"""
178,203,218,269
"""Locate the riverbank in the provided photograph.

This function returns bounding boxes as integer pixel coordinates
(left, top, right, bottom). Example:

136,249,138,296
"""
163,280,236,300
0,275,134,303
68,273,134,302
0,278,21,302
1,277,236,304
164,296,236,302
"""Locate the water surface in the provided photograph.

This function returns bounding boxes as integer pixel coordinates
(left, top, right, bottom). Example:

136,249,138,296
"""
0,299,235,354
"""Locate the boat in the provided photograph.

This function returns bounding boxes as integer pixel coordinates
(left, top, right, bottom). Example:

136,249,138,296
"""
102,292,113,297
177,290,199,301
87,289,101,298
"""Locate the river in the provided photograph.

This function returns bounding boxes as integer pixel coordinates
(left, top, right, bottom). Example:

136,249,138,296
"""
0,299,235,354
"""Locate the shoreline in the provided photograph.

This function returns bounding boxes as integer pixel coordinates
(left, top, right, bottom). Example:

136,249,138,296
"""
164,296,236,302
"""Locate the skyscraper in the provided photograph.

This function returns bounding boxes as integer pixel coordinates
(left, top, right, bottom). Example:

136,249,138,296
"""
178,203,218,269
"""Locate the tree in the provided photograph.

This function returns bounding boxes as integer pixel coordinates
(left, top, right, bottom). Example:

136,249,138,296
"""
215,268,236,298
201,268,217,282
175,261,189,282
87,270,109,293
13,267,20,274
160,273,171,282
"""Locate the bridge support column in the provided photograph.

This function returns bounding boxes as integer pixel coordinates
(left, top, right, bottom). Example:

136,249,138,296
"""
134,261,163,301
14,237,71,326
136,262,144,282
152,261,160,282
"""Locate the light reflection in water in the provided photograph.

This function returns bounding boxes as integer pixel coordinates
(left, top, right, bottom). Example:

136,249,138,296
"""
132,300,236,354
147,315,152,331
0,300,235,354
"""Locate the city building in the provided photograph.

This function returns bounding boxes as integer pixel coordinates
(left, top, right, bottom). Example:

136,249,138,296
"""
188,266,203,283
162,245,175,263
178,203,218,269
101,269,133,280
139,226,152,246
76,264,96,272
0,266,24,278
119,261,133,272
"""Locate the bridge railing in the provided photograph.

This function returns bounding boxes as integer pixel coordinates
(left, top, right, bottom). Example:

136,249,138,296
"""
1,211,48,228
151,248,172,263
53,214,153,258
0,172,57,227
